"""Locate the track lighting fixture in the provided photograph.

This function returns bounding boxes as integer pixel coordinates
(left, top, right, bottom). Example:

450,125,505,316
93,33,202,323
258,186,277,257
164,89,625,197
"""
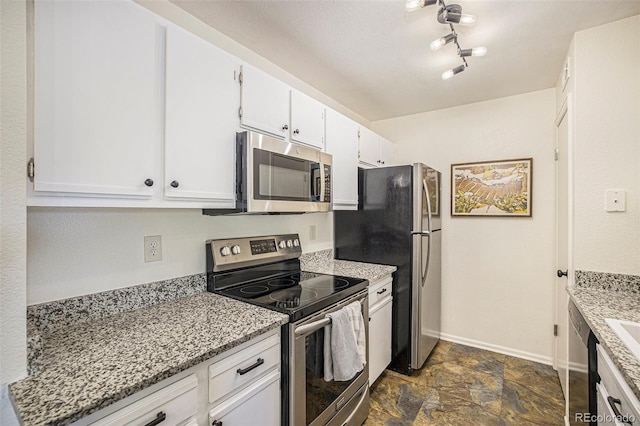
405,0,486,80
430,33,456,51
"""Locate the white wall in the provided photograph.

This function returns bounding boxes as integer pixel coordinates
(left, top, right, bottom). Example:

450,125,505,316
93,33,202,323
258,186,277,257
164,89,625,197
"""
27,209,332,304
372,89,556,362
1,0,28,414
571,16,640,274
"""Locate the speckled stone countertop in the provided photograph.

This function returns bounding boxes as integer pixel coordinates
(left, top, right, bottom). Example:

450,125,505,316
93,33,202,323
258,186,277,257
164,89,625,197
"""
10,293,288,426
300,249,396,282
568,270,640,400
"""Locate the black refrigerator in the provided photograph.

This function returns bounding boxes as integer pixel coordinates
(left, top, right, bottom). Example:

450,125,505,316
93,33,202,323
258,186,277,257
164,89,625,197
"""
334,163,441,375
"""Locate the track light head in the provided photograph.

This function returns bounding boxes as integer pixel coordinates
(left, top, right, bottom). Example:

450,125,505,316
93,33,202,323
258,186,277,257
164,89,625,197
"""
437,4,476,26
405,0,438,12
442,64,466,80
430,33,456,51
459,47,487,57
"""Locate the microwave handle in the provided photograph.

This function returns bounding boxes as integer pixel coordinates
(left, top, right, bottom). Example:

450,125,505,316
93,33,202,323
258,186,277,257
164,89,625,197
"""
320,164,325,202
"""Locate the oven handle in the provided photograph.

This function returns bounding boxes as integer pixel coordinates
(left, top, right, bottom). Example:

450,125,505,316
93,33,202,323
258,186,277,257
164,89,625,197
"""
294,317,331,336
294,294,367,336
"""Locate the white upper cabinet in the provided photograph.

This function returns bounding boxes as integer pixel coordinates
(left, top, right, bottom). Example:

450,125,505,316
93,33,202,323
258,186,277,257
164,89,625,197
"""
379,137,396,166
358,127,395,167
290,90,325,149
33,0,162,197
325,109,359,209
165,24,239,203
240,63,290,139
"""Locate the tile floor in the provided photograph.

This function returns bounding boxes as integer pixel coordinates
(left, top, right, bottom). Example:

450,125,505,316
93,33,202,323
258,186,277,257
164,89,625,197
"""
365,340,565,425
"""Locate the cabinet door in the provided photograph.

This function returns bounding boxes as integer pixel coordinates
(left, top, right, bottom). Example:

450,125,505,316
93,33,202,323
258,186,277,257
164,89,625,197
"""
240,64,290,139
358,127,380,167
33,0,161,197
208,371,280,426
379,137,396,167
290,90,325,149
165,25,238,203
325,109,359,208
369,297,393,385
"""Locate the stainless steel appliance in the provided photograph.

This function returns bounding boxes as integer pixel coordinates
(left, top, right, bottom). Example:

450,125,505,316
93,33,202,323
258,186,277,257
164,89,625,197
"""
204,131,332,215
334,163,441,375
568,300,598,425
206,234,370,426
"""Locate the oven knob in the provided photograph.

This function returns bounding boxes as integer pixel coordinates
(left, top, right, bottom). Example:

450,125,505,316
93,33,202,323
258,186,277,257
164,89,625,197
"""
231,245,241,255
293,239,300,247
278,241,287,249
286,240,293,248
220,246,231,257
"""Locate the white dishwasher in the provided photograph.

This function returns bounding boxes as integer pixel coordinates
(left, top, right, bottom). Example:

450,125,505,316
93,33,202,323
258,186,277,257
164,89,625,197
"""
368,275,393,385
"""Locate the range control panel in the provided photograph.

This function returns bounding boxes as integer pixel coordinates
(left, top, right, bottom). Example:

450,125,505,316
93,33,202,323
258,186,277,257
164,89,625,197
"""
207,234,302,272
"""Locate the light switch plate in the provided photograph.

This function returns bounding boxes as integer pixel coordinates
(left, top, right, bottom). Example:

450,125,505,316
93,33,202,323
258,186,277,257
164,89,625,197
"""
605,190,626,212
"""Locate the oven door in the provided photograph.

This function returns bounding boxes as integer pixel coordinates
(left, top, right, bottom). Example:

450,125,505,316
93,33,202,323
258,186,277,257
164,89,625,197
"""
242,131,332,213
290,291,369,426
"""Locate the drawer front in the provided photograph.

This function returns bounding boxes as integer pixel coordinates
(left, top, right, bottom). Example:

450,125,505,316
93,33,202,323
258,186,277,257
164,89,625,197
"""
597,345,640,423
92,375,198,426
368,276,392,307
596,383,620,426
209,370,280,426
209,333,280,404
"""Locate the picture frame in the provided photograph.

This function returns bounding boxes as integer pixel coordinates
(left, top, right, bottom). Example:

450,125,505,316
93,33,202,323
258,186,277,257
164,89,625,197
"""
451,158,532,217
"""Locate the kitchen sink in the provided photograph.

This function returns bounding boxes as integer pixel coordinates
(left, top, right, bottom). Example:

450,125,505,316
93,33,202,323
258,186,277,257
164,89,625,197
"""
605,318,640,361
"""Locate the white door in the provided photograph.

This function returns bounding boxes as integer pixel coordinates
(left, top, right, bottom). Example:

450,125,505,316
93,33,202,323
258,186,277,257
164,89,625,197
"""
240,63,290,139
358,127,380,167
165,24,238,203
290,90,325,149
325,109,359,208
33,0,161,197
555,97,571,407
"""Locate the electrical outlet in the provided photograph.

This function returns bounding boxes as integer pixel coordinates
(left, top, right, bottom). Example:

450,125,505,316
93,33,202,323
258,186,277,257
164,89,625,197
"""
144,235,162,262
309,225,317,241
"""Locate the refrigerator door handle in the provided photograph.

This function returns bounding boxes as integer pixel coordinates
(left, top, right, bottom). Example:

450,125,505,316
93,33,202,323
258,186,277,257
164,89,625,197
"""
421,234,430,287
423,178,433,234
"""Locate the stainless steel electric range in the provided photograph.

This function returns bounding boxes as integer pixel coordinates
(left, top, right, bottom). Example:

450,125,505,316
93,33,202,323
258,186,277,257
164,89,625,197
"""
206,234,370,426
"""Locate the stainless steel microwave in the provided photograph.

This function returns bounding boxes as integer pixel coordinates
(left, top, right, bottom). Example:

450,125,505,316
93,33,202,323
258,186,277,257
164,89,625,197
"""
204,131,332,215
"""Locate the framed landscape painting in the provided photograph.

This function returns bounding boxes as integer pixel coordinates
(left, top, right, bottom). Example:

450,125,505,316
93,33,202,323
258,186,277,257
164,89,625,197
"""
451,158,532,217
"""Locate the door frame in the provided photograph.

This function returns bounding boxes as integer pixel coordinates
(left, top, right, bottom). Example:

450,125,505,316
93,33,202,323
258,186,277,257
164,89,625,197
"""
553,94,575,392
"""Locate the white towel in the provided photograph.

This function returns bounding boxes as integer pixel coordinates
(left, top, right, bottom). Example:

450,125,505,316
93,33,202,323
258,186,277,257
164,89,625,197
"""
346,301,367,366
323,303,366,382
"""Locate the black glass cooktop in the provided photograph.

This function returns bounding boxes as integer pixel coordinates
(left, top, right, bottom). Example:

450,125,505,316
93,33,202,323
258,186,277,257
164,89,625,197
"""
214,271,368,321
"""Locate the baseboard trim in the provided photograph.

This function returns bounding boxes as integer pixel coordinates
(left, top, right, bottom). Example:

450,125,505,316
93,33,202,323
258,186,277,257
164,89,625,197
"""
440,333,554,366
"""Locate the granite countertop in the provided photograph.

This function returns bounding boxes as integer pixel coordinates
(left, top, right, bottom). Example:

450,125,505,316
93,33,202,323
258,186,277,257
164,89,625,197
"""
300,249,397,282
568,284,640,400
10,292,288,426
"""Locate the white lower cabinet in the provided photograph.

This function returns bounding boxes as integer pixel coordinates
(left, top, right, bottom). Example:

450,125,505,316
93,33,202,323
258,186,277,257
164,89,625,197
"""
92,375,198,426
596,344,640,425
84,330,280,426
368,275,393,385
208,370,280,426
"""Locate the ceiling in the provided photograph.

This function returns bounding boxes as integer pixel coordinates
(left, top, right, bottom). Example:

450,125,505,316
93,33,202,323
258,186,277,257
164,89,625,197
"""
171,0,640,122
